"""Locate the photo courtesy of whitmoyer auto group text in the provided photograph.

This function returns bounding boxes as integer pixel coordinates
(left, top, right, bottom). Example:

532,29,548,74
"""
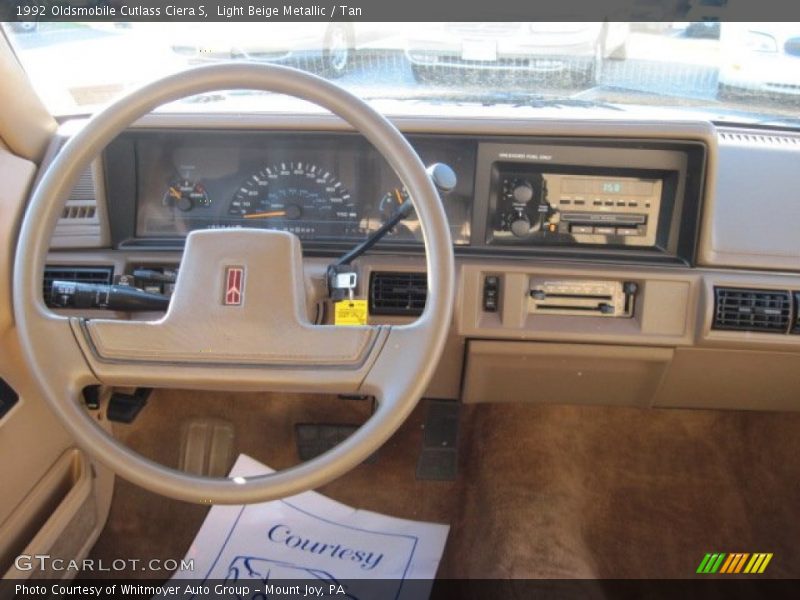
2,0,800,598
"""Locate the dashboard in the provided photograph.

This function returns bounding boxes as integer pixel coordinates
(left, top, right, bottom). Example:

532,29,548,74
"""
103,129,705,264
45,115,800,413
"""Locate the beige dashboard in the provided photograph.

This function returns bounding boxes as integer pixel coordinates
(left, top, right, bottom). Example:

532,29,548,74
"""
43,115,800,412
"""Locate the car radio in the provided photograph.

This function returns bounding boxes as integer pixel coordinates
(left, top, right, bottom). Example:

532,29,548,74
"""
492,169,663,247
477,141,694,254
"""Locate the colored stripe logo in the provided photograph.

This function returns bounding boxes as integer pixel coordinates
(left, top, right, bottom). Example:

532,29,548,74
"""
224,266,244,306
697,553,773,574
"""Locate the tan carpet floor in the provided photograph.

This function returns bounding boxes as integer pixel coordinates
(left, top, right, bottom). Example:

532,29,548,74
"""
86,391,800,580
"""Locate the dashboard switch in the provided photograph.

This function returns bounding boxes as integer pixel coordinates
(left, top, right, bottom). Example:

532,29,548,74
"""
510,214,532,237
512,182,534,204
483,276,500,312
616,227,641,236
593,226,616,235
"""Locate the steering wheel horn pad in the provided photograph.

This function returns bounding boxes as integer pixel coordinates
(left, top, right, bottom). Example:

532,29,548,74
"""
82,229,381,368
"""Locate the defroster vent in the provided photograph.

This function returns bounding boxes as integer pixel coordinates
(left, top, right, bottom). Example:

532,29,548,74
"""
713,287,791,333
43,265,114,306
369,272,427,316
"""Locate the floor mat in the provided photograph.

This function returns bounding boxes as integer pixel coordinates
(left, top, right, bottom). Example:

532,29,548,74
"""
294,423,377,463
171,455,448,600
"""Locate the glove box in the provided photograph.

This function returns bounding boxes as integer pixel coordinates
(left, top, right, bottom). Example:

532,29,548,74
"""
462,340,673,406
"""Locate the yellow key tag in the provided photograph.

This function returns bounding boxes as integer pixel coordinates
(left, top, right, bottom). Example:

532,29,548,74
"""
334,299,368,326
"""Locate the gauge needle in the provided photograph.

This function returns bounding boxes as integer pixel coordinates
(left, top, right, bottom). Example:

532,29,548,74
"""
394,188,404,204
168,187,181,200
243,210,287,219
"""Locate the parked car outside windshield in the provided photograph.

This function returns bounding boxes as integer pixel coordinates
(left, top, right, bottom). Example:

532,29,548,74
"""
1,21,799,128
718,23,800,97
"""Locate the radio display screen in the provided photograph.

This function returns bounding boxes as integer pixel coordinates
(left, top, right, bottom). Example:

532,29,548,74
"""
562,178,656,197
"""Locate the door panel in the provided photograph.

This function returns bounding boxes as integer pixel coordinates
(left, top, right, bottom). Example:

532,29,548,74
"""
0,145,112,578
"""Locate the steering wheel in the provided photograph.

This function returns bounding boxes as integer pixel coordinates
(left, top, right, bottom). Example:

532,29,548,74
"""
13,64,455,504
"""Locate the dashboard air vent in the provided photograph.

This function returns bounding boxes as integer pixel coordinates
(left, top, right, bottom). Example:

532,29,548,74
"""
52,162,109,248
369,272,427,316
43,266,114,306
717,129,800,147
713,287,791,333
61,167,97,219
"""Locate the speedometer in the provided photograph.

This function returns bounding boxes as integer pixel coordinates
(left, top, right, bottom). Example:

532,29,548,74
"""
228,162,359,240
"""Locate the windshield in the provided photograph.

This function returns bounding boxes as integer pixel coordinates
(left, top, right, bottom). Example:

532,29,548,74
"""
3,21,800,126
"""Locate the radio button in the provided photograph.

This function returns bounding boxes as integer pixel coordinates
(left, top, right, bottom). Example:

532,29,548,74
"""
594,226,616,235
570,225,594,234
616,227,642,236
512,182,534,204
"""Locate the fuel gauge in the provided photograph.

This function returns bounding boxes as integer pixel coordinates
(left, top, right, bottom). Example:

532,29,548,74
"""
163,179,210,212
379,187,416,221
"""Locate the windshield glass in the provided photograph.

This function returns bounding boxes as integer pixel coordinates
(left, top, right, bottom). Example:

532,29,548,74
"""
3,21,800,126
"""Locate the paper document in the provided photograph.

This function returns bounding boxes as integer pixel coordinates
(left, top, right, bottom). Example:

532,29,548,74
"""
171,454,449,600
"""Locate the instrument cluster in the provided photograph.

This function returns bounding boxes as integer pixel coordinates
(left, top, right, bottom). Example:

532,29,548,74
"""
132,132,475,246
